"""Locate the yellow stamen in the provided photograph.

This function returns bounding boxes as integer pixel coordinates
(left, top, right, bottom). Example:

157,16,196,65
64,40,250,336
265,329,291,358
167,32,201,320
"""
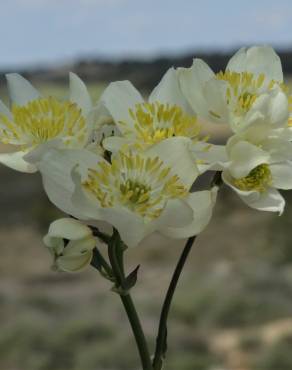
83,152,187,220
119,101,201,148
233,164,272,192
216,71,289,119
216,71,261,116
0,96,86,147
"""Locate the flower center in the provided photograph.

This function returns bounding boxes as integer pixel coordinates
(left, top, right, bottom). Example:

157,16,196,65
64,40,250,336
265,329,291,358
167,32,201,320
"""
216,71,263,116
83,152,187,219
119,101,201,148
233,164,272,192
0,97,86,147
120,179,151,204
216,71,289,119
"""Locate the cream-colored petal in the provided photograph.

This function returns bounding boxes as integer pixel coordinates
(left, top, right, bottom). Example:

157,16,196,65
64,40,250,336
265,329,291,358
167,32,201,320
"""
191,141,228,172
178,58,214,117
69,72,92,116
261,138,292,162
46,218,93,240
249,88,289,129
6,73,40,106
100,80,144,133
71,169,104,220
203,78,229,124
64,236,96,256
227,140,270,178
35,148,100,218
232,88,288,134
145,137,199,189
0,99,12,118
227,46,283,82
99,206,152,248
43,234,64,253
0,150,37,173
149,68,192,114
222,170,285,214
232,121,269,145
270,162,292,190
243,188,285,215
160,189,217,238
157,198,193,229
102,136,133,153
56,251,93,272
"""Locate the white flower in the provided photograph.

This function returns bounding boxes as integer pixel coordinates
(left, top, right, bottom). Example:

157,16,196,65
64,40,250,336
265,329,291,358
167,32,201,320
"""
178,46,289,134
0,73,93,173
35,137,217,248
221,122,292,213
43,218,96,272
98,68,226,172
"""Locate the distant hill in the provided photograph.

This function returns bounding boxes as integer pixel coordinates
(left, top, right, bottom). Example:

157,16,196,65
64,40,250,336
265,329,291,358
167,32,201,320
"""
2,49,292,92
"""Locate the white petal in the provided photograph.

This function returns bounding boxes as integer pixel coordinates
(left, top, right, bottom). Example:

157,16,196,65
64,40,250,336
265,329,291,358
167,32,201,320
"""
46,218,93,240
100,80,144,133
69,72,92,116
160,189,217,238
43,234,64,252
57,251,93,272
191,141,228,172
227,140,270,178
234,121,269,145
203,78,229,124
244,188,285,214
261,138,292,162
6,73,40,106
149,68,192,113
246,88,289,129
71,169,104,220
157,198,193,229
270,162,292,189
100,206,152,248
0,99,12,118
227,46,283,82
64,236,96,256
145,137,199,189
0,150,37,173
277,127,292,141
223,171,285,214
35,148,100,218
178,58,214,117
102,136,133,153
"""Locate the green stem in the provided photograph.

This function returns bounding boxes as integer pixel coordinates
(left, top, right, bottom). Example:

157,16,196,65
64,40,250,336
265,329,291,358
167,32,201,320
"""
108,231,152,370
152,236,196,370
153,170,222,369
91,247,113,278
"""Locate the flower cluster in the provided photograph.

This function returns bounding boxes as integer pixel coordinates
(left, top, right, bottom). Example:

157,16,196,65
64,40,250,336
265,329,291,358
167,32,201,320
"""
1,46,291,271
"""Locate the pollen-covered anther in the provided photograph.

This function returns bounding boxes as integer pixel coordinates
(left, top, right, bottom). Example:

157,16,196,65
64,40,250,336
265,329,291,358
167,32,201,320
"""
82,152,188,219
216,70,289,117
216,71,263,115
233,164,272,192
119,101,201,147
0,97,86,146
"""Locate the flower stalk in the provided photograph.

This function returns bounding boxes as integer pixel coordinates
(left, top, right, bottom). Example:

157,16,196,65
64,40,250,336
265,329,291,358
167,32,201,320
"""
152,235,197,370
108,230,152,370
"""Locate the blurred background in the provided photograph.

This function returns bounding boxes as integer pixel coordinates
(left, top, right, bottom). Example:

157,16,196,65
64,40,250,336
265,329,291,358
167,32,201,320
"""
1,0,292,369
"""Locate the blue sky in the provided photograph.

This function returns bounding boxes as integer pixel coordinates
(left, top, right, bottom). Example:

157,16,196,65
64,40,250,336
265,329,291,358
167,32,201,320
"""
1,0,292,68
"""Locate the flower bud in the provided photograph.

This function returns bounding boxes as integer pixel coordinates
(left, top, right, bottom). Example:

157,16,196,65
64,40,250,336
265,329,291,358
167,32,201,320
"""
43,218,95,272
